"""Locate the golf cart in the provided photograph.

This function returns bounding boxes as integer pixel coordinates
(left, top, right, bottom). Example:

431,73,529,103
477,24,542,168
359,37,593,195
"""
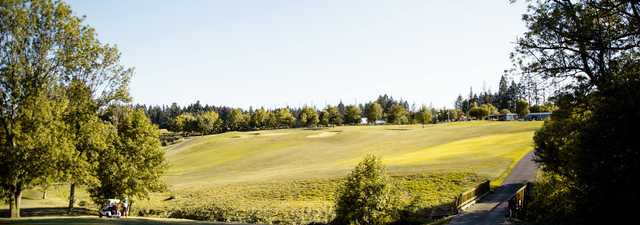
98,198,122,218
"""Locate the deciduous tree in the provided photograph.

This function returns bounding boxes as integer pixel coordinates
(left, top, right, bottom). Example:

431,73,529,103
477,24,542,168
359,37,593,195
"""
90,107,165,203
513,1,640,223
388,104,408,124
344,105,362,125
366,103,383,124
298,106,319,127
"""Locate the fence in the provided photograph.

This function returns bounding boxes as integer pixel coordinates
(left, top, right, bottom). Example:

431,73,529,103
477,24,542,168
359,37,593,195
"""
428,180,491,219
453,180,491,212
506,183,531,219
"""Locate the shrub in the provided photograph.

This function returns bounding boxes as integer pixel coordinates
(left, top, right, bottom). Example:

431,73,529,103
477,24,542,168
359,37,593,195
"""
524,173,577,225
334,155,402,225
468,107,488,120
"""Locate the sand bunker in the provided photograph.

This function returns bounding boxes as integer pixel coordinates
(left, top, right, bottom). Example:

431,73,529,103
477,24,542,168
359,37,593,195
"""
306,132,338,138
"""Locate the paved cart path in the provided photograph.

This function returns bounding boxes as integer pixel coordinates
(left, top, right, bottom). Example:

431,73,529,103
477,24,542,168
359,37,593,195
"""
449,151,537,225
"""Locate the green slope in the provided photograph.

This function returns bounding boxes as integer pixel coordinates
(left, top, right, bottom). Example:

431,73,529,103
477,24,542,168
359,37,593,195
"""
4,121,543,224
165,121,542,188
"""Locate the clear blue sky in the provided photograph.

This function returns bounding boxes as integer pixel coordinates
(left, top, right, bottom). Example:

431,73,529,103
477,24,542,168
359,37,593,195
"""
66,0,528,109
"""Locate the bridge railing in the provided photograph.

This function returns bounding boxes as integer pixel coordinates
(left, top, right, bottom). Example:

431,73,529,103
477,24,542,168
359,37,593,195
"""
506,182,531,219
453,180,491,212
428,180,491,220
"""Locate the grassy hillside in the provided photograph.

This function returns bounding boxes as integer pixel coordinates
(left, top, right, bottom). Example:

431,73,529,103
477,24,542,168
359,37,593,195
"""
4,121,542,224
165,121,541,187
134,121,541,224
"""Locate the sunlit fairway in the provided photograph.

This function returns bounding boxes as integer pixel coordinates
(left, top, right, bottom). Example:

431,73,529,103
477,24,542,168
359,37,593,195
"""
165,121,541,187
132,121,542,224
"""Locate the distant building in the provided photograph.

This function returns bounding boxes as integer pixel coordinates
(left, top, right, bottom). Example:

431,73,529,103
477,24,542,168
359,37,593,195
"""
360,118,368,125
499,113,518,121
486,113,518,121
486,115,499,120
525,112,552,121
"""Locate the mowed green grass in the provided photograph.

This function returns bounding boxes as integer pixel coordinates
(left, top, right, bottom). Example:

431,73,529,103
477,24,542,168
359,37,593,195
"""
131,121,540,224
3,121,542,224
165,121,542,188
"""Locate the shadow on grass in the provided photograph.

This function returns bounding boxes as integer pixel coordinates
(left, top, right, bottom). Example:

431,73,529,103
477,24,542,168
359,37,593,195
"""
0,207,95,218
385,128,411,131
0,217,230,225
390,201,459,225
303,127,327,131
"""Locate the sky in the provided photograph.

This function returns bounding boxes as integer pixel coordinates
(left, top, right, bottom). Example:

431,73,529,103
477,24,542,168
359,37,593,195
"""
66,0,529,109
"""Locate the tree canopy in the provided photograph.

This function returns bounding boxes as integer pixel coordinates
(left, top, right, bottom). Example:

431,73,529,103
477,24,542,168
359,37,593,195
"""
366,102,383,124
90,107,166,202
513,1,640,224
344,105,362,125
0,0,162,217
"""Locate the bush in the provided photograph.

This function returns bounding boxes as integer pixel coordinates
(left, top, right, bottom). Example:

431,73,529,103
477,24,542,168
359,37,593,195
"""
334,155,402,225
524,173,577,225
468,107,488,120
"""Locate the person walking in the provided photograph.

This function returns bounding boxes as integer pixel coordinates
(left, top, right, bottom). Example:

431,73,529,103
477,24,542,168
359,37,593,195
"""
123,197,129,217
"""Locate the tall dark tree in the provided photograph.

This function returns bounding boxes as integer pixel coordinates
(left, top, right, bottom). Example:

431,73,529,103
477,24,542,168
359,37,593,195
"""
513,1,640,224
497,75,510,110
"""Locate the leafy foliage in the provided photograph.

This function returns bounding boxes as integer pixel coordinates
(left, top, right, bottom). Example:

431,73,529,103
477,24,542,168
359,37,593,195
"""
0,0,131,217
414,106,432,125
366,103,383,124
387,104,409,125
299,106,320,127
344,105,362,125
334,155,402,225
468,106,488,119
515,99,529,117
90,107,166,203
513,0,640,224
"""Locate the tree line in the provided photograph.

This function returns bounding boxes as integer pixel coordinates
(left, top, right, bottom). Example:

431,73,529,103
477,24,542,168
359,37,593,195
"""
452,74,557,120
0,0,165,218
138,94,441,136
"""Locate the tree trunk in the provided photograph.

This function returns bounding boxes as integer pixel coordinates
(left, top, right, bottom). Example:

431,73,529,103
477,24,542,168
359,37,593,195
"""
8,194,14,218
10,187,22,218
67,183,76,214
42,186,48,200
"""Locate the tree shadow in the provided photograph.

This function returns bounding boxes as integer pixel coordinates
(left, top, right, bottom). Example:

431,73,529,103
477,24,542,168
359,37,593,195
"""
0,207,95,218
391,201,458,225
303,127,327,131
0,217,230,225
385,128,411,131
